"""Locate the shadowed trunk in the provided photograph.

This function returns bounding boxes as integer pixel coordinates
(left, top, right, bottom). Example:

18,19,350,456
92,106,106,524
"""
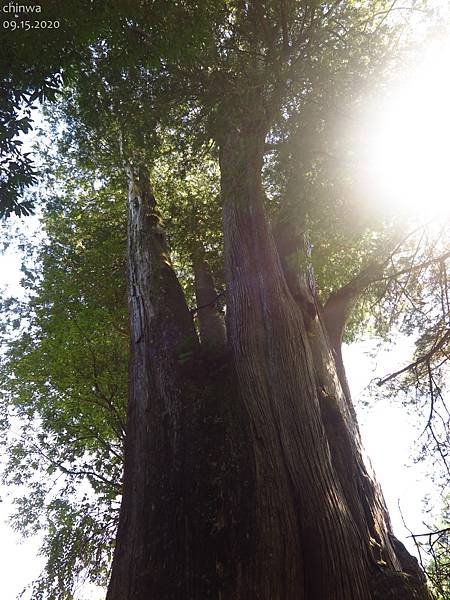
106,165,199,598
107,143,430,598
107,165,256,599
273,170,429,599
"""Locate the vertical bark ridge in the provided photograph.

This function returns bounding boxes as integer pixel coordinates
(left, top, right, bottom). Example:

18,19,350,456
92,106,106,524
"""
220,127,373,599
107,165,258,600
309,308,430,597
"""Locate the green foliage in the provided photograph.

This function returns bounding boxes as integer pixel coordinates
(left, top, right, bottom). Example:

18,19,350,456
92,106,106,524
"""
0,0,223,217
152,145,224,304
0,161,128,596
370,221,450,475
427,534,450,600
0,0,115,217
28,495,117,600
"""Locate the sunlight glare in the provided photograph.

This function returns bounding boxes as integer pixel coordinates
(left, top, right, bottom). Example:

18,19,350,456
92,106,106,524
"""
363,38,450,219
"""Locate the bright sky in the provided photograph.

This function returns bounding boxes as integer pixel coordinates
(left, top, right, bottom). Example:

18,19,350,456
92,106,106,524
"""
350,23,450,555
345,342,439,556
0,501,43,600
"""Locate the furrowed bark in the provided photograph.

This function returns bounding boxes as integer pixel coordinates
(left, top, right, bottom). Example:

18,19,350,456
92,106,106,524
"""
220,124,374,599
321,270,430,597
107,151,430,599
106,165,199,599
274,186,430,598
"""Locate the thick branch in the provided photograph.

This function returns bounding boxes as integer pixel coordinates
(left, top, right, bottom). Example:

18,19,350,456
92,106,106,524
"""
323,247,450,355
323,261,383,349
191,291,225,315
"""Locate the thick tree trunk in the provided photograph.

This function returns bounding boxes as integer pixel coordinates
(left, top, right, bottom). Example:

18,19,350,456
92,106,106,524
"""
218,122,430,599
220,126,373,599
107,165,256,599
107,149,430,598
106,165,199,598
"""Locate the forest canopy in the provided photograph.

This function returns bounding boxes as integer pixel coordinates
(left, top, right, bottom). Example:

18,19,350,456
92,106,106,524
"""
0,1,449,599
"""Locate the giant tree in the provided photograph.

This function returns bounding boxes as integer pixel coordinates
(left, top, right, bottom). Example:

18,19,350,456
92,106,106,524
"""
1,1,444,599
99,3,432,599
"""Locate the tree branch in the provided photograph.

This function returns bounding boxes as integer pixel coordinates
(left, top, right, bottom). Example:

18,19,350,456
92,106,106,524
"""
381,250,450,282
190,291,225,315
323,260,383,346
409,527,450,539
376,329,450,387
29,441,122,491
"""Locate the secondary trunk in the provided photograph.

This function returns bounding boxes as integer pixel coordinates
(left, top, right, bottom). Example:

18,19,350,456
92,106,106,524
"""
192,247,226,356
272,141,429,600
106,165,199,598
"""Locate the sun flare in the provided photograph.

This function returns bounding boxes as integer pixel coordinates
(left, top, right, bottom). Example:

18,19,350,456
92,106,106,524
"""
362,38,450,220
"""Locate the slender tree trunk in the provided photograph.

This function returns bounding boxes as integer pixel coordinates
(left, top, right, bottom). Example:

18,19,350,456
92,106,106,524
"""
192,247,226,355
